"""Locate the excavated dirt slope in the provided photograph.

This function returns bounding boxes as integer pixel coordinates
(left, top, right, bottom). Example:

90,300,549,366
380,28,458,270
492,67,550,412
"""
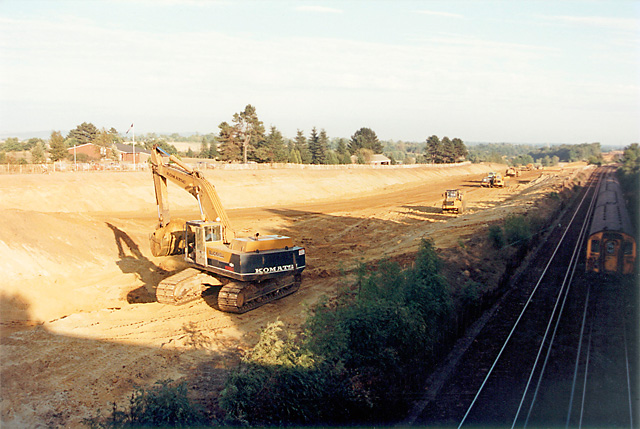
0,162,590,427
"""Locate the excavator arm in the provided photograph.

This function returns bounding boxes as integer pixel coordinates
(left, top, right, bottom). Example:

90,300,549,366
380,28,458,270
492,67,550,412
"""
149,145,234,256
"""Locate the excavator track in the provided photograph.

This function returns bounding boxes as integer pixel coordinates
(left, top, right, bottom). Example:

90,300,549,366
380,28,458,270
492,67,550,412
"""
156,268,301,313
156,268,220,305
218,273,302,314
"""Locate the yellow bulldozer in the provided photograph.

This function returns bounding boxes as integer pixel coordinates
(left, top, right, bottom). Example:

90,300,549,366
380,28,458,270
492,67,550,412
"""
148,145,305,313
442,189,466,214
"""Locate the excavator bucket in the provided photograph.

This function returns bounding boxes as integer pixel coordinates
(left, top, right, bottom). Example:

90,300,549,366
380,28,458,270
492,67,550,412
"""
150,219,186,257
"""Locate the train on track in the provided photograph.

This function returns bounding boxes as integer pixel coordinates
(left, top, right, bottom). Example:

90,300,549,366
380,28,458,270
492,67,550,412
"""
585,168,636,274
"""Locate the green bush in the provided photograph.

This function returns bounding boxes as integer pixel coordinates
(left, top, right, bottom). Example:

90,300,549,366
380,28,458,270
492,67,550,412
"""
503,214,531,246
84,380,205,428
220,320,340,426
489,224,505,248
489,215,533,249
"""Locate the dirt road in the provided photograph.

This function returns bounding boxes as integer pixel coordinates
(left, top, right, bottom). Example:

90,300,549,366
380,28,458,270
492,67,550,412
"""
0,162,588,427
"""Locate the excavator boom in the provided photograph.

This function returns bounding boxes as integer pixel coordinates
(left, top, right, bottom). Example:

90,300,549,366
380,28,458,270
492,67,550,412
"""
149,145,233,253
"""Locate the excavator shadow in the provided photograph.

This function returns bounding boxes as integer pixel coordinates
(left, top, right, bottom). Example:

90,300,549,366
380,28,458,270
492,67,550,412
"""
105,222,165,304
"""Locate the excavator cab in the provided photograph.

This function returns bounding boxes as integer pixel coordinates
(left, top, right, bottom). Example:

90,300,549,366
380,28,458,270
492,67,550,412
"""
185,220,224,265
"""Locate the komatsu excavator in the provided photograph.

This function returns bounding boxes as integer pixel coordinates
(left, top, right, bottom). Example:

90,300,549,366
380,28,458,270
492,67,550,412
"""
148,145,305,313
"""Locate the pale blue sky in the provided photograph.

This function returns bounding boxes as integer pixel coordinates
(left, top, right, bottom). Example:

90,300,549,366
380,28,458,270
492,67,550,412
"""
1,0,638,145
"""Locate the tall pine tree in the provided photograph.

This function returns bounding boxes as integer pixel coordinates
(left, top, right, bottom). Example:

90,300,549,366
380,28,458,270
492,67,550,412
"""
441,136,454,163
217,104,266,162
295,129,312,164
348,127,382,154
67,122,98,145
217,121,242,161
452,138,468,161
257,126,287,162
48,130,67,162
425,135,442,163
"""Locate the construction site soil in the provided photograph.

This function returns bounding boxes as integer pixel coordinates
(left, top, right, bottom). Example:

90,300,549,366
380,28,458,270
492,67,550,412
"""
0,162,590,427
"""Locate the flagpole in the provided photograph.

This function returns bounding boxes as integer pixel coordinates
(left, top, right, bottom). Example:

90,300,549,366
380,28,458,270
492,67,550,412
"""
126,123,135,170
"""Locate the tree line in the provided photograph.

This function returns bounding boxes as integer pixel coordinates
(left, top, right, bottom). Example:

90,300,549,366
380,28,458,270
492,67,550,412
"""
0,104,469,165
618,143,639,231
468,142,604,166
206,105,391,165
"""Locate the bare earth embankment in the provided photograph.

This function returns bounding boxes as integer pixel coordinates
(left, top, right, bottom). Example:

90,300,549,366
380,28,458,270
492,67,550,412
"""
0,162,589,427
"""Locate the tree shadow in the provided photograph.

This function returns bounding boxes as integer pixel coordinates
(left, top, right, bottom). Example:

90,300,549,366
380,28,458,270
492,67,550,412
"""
0,291,239,428
0,291,35,340
105,222,165,304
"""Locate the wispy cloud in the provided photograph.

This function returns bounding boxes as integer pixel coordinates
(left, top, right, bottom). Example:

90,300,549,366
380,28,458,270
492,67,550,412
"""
541,14,638,32
1,2,637,143
414,10,464,19
295,5,343,14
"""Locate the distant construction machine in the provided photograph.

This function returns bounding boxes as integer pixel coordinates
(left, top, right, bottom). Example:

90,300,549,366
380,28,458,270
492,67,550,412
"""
148,145,305,313
442,189,466,214
481,172,505,188
505,167,520,177
481,172,496,187
491,173,505,187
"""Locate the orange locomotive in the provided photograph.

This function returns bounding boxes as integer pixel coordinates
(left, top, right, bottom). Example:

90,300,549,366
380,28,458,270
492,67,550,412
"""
585,169,636,274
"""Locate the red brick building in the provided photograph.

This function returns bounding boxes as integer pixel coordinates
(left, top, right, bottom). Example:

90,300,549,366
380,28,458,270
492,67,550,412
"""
115,143,151,163
67,143,109,160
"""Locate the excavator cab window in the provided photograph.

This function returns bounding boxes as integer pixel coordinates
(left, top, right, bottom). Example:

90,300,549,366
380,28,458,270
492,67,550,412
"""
185,221,222,264
204,225,222,242
185,223,197,262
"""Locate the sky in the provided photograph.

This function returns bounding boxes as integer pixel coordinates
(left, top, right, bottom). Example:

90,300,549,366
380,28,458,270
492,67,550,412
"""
1,0,639,145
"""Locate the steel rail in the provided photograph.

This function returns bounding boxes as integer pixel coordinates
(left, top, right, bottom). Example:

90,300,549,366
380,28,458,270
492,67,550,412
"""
575,168,634,429
564,170,607,428
457,169,597,429
578,322,593,429
622,314,634,428
566,285,591,428
518,170,599,428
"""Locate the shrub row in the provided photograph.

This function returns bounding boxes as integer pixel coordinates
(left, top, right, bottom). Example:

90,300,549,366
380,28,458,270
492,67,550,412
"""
220,239,453,426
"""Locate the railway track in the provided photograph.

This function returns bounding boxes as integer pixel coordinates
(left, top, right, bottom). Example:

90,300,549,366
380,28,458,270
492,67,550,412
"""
409,167,638,427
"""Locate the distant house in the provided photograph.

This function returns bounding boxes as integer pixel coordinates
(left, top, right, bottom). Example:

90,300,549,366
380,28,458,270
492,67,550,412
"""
369,154,391,165
115,142,151,163
67,143,108,161
349,153,392,165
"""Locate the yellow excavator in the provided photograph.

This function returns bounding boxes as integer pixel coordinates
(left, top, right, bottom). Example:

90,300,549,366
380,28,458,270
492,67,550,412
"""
148,145,305,313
